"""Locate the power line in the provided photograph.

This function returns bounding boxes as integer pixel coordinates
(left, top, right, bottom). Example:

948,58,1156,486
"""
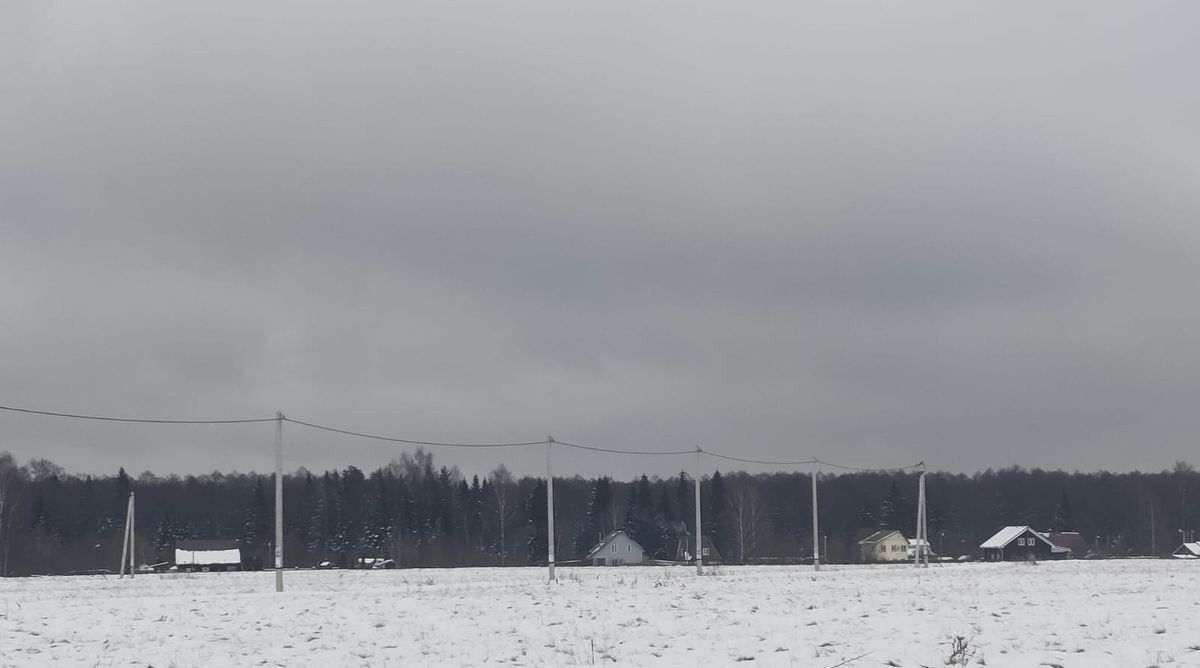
700,449,923,472
554,439,696,456
283,417,545,448
702,450,817,466
0,404,276,424
0,403,926,471
814,458,925,473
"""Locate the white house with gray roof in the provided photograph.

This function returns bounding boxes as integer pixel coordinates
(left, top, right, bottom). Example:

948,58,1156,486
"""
586,530,646,566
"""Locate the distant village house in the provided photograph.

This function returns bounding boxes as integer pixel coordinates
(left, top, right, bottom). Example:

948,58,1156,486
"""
586,531,646,566
666,521,723,564
1172,542,1200,559
174,539,243,572
980,526,1070,561
858,530,910,563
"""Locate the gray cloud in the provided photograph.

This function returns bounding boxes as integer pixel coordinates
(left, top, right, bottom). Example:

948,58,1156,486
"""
2,2,1198,478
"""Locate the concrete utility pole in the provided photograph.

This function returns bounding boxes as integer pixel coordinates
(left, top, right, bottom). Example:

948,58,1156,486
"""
129,491,135,578
921,469,928,567
546,436,556,582
275,411,284,593
694,447,703,576
915,463,927,568
811,466,820,571
119,492,133,578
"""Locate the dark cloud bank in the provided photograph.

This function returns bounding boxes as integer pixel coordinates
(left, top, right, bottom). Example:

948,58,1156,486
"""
2,2,1198,478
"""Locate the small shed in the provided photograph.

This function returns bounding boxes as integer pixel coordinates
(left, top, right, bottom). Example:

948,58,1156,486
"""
1172,542,1200,559
858,530,910,563
587,531,646,566
906,537,935,560
174,539,243,572
980,526,1069,562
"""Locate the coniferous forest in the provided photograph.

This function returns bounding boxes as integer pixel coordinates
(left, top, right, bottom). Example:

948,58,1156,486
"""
0,449,1197,576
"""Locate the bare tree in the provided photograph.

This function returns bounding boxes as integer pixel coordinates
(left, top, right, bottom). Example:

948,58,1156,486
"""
0,452,26,576
489,465,515,565
26,458,64,482
1174,460,1194,533
727,484,765,563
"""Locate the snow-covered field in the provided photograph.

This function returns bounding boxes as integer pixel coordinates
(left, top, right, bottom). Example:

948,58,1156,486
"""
1,560,1197,667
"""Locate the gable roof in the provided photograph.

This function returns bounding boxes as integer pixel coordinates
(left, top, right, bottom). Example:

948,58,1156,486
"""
1046,532,1088,555
586,530,645,559
859,530,905,545
1173,542,1200,558
980,526,1067,553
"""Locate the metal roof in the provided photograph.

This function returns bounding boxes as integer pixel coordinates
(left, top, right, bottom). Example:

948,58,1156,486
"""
858,530,905,545
980,525,1067,553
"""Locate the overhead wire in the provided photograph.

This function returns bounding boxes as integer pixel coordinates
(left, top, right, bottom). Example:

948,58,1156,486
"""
0,403,927,472
0,404,276,424
701,449,817,466
554,439,696,456
813,458,924,473
280,417,544,448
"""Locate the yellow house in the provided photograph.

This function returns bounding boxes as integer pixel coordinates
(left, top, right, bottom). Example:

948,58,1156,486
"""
858,530,910,563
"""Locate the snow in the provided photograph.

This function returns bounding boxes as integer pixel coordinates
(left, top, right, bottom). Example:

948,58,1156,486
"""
979,525,1031,549
174,548,242,566
979,525,1066,553
1,560,1197,667
1173,542,1200,558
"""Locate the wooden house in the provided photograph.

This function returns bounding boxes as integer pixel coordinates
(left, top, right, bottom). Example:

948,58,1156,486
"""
980,526,1069,562
858,530,910,563
1046,532,1089,558
586,531,646,566
666,521,723,564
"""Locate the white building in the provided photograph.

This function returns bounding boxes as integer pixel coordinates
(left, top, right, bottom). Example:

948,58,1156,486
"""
906,537,934,560
586,530,646,566
1172,542,1200,559
858,530,910,563
174,539,242,572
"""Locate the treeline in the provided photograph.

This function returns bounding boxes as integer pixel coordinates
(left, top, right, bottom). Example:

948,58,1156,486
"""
0,450,1197,575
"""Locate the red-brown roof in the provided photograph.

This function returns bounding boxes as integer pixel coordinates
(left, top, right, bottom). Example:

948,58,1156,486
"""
1046,532,1088,555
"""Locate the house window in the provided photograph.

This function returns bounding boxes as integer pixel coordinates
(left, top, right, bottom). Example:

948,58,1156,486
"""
879,545,886,553
1017,538,1026,546
627,545,631,552
611,545,616,552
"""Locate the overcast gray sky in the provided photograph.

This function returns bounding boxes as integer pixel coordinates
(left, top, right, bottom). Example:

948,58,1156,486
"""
2,2,1198,479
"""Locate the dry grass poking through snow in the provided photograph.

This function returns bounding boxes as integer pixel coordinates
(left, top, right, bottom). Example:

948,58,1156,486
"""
0,560,1197,667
